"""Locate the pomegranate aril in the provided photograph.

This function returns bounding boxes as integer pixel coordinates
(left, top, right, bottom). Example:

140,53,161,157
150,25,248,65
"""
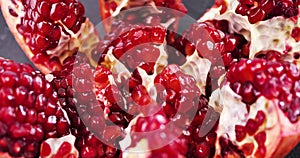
1,71,18,87
241,82,256,104
235,125,247,142
241,143,254,156
34,34,50,50
248,7,266,23
63,14,77,29
245,119,259,136
50,2,68,21
48,26,61,41
195,142,211,157
151,26,167,44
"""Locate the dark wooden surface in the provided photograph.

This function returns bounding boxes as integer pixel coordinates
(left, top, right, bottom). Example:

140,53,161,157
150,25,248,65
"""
0,0,298,157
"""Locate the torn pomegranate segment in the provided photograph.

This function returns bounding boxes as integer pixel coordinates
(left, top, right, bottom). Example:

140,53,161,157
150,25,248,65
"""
0,58,70,157
1,0,100,74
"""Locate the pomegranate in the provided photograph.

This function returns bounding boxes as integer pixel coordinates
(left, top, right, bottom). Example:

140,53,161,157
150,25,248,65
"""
51,53,122,157
0,0,100,74
89,13,218,156
0,0,300,157
0,57,75,157
210,52,300,157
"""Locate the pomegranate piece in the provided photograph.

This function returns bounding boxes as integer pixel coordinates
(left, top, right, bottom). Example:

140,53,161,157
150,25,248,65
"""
91,14,217,156
210,51,300,157
0,0,100,74
51,53,122,157
0,57,70,157
226,51,300,122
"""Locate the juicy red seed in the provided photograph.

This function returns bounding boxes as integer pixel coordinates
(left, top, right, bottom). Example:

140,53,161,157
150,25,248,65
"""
1,71,18,87
255,145,266,157
81,146,97,158
15,86,28,105
48,26,61,41
248,8,266,23
245,119,259,135
9,7,18,17
292,27,300,42
239,0,254,5
33,75,46,94
235,125,247,142
151,26,166,44
232,82,242,95
50,2,68,21
37,1,51,18
254,71,267,86
34,34,50,49
236,4,250,15
241,143,254,156
63,14,77,29
27,109,38,124
254,131,266,146
205,132,217,146
56,142,72,157
255,111,266,125
40,142,51,157
241,82,256,104
195,142,211,157
131,85,152,106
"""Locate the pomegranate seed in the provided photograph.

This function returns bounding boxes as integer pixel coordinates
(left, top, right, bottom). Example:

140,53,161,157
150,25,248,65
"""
241,143,254,156
40,142,51,157
241,82,256,104
235,125,247,142
245,119,259,135
195,142,211,157
254,131,267,146
292,27,300,42
50,2,68,21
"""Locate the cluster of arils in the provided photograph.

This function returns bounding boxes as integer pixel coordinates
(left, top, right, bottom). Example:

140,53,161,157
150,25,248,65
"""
235,0,299,23
0,0,300,157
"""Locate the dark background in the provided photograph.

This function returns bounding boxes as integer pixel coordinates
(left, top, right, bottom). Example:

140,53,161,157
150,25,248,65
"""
0,0,299,157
